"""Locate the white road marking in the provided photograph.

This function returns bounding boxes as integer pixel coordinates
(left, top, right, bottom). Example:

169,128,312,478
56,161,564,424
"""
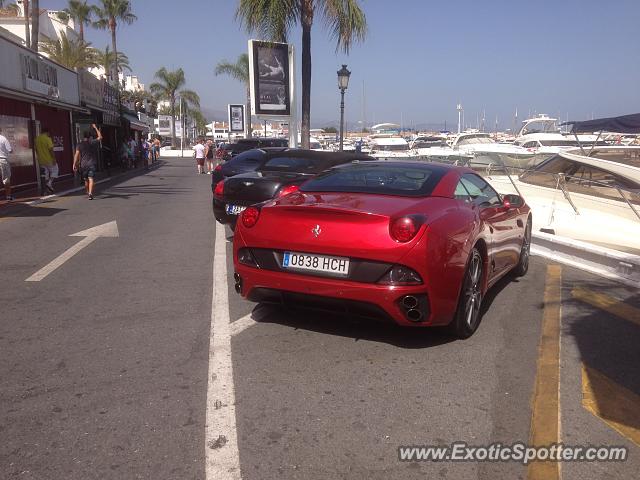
230,306,277,337
25,221,119,282
206,222,242,479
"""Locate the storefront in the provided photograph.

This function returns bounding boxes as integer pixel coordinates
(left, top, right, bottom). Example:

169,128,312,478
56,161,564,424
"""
0,35,80,191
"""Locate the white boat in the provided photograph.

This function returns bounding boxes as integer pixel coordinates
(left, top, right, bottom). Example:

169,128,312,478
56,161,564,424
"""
513,114,599,158
369,134,418,159
485,151,640,253
414,131,533,168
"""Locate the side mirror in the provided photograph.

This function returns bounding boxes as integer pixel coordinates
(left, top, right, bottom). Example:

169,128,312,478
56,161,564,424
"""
502,194,524,209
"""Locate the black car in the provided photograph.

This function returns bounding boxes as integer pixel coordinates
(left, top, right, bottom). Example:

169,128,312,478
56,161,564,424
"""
213,150,374,228
216,137,289,161
210,147,289,186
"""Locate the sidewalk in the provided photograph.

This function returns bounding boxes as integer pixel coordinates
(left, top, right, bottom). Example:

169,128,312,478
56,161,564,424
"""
0,162,160,211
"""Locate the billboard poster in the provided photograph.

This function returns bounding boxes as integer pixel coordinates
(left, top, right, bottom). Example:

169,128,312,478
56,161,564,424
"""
228,104,245,132
158,115,172,136
249,40,291,116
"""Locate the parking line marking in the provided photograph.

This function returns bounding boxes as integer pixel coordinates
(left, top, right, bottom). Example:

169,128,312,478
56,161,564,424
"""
571,286,640,328
230,306,275,337
581,364,640,446
527,264,562,480
205,222,242,480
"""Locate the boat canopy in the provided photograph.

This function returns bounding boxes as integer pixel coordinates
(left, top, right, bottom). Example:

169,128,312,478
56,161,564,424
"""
561,113,640,134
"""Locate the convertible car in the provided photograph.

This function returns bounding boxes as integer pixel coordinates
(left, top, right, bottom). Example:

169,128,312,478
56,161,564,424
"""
213,149,374,229
232,161,531,338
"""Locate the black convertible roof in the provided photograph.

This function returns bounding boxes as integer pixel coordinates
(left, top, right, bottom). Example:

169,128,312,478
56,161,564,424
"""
560,113,640,134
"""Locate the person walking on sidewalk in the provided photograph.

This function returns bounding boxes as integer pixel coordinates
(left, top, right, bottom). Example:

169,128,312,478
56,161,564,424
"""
73,124,102,200
0,128,13,201
194,138,206,174
204,139,215,174
35,128,57,194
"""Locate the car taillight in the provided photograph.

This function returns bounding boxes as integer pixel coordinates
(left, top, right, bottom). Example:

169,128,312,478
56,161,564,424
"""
276,184,299,198
214,180,224,197
390,216,421,242
241,207,260,228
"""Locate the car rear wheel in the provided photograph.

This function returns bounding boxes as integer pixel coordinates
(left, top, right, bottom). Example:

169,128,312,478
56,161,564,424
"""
513,217,531,277
450,248,484,339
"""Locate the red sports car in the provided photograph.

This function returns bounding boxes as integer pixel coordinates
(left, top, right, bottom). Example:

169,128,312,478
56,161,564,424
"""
232,161,531,338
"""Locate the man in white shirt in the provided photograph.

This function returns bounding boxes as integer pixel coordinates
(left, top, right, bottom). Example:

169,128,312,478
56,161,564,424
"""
0,128,13,201
193,138,206,174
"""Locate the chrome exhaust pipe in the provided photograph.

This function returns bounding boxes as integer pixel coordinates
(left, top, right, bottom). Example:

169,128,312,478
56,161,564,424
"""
234,273,242,294
401,295,419,310
406,308,423,322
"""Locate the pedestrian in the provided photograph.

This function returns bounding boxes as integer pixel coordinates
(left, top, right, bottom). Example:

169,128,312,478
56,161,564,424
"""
141,137,150,169
73,124,102,200
128,137,137,168
194,138,206,174
120,138,130,169
0,127,13,201
153,137,161,162
205,139,215,174
35,127,57,194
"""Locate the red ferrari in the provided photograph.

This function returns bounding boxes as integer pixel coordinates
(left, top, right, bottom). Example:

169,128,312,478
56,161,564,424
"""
232,161,531,338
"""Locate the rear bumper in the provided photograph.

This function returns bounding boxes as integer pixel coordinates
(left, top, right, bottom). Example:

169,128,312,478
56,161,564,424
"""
213,198,242,229
234,263,435,327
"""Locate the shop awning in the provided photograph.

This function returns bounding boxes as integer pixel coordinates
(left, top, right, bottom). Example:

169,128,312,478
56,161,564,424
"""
123,113,150,132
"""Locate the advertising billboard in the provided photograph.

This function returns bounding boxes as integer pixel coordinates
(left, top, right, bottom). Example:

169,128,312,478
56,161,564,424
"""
249,40,291,116
158,115,172,136
228,104,245,133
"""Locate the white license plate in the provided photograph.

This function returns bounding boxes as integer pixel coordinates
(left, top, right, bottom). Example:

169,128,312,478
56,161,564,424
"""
282,251,349,276
226,204,247,215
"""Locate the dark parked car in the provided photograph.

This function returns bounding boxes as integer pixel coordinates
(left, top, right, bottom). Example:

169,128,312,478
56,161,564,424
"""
216,137,289,161
213,150,374,229
210,147,289,186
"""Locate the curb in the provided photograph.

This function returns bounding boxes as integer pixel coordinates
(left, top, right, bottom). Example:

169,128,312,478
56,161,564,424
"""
531,231,640,289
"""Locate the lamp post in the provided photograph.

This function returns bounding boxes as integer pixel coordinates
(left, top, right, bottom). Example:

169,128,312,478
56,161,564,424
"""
337,64,351,151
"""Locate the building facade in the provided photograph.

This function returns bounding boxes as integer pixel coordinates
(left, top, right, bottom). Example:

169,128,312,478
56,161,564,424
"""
0,33,80,191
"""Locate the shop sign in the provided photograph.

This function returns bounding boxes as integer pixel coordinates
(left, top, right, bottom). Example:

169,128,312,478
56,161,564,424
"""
20,53,60,99
79,71,104,108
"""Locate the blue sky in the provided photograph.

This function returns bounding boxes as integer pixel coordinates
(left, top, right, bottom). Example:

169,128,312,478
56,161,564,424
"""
48,0,640,130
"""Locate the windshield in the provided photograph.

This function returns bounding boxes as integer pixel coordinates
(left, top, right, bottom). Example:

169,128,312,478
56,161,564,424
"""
300,163,446,196
457,136,494,146
372,143,409,151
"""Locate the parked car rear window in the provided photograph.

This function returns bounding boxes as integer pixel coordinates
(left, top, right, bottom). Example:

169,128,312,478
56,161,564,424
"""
261,156,326,173
300,163,447,197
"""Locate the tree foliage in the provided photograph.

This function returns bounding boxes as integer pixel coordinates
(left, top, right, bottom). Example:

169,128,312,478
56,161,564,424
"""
235,0,367,148
41,32,99,70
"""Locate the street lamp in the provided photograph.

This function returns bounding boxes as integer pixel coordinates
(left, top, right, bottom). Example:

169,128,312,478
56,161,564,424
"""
337,64,351,151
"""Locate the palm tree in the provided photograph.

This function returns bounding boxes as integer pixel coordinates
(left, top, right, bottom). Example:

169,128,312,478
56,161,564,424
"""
41,32,99,70
236,0,367,149
30,0,38,51
92,0,136,85
0,2,19,14
149,67,200,147
95,46,130,80
215,53,251,138
56,0,93,41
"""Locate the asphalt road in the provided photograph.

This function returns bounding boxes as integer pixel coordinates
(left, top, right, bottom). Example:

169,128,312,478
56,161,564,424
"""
0,157,637,480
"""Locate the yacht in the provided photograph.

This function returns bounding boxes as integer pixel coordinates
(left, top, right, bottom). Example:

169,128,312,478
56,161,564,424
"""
485,151,640,253
513,114,599,157
419,131,534,168
369,134,418,159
